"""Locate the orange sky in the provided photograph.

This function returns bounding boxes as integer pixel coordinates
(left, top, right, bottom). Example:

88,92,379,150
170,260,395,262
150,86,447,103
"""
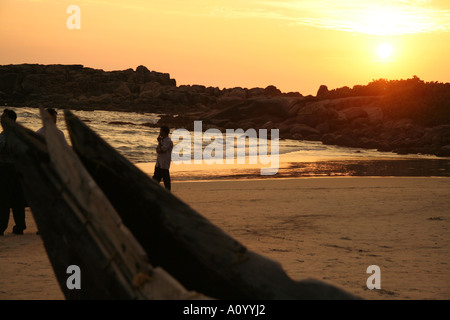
0,0,449,95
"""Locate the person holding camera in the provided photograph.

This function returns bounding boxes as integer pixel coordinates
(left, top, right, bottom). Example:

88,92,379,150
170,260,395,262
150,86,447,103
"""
152,125,173,191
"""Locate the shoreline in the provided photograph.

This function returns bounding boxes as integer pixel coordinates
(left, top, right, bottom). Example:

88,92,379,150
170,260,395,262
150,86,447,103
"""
1,176,449,300
136,157,450,182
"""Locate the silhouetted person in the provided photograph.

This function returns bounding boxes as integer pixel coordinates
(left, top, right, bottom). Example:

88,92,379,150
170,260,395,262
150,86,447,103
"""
36,108,65,139
0,109,27,235
152,126,173,191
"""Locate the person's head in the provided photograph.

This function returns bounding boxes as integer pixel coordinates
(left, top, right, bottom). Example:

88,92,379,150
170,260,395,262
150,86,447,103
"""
160,125,170,138
1,109,17,129
46,108,58,124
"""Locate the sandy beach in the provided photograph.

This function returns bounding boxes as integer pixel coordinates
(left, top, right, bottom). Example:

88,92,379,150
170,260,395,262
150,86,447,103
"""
0,177,449,300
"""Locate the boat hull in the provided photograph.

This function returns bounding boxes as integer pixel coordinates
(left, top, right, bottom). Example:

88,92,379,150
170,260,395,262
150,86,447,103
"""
4,111,204,300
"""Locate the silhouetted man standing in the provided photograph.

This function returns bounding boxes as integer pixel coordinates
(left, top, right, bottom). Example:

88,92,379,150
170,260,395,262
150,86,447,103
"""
0,109,27,235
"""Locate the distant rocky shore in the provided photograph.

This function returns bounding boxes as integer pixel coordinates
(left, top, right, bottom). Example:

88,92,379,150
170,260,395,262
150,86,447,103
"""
1,64,449,157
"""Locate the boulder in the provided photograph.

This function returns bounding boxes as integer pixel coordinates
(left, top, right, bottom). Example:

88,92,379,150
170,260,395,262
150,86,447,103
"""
338,107,368,121
0,73,19,94
136,65,150,74
390,119,415,133
304,134,321,141
357,137,380,149
44,65,67,74
287,99,303,117
261,121,276,130
233,97,291,120
114,82,131,96
226,87,247,99
247,87,265,98
321,133,336,145
277,122,293,135
88,94,112,105
264,85,282,96
350,117,370,129
140,81,161,93
361,106,383,123
139,90,159,101
316,85,329,97
334,135,357,148
206,86,221,97
236,120,256,130
429,125,450,137
290,124,321,136
315,122,330,134
215,96,245,109
21,74,44,93
435,145,450,157
288,104,301,118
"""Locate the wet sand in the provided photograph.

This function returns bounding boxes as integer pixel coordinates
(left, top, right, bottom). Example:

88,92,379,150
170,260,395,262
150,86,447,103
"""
0,177,449,300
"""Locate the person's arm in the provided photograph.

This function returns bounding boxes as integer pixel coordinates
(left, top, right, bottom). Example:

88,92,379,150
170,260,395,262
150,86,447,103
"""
156,135,162,153
158,138,172,153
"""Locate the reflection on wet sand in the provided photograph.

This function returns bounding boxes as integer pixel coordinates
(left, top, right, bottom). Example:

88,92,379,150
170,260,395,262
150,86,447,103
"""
285,159,450,177
167,159,450,181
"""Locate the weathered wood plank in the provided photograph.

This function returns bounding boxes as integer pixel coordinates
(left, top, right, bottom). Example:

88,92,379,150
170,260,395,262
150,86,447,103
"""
4,119,129,299
3,112,207,300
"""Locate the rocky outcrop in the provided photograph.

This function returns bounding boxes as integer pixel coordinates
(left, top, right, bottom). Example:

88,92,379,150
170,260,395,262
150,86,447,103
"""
316,85,329,97
1,64,449,158
0,64,177,112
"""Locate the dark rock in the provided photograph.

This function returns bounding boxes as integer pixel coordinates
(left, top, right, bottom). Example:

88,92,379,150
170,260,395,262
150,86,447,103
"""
377,143,393,152
21,74,43,93
436,144,450,157
290,124,321,136
114,82,131,96
285,92,303,97
304,134,321,141
0,73,19,94
358,137,380,149
261,121,275,130
88,94,112,105
321,133,335,145
287,102,302,118
334,135,357,148
247,88,265,98
361,106,383,123
1,63,448,160
316,85,329,97
264,85,282,96
339,107,368,121
278,122,293,135
315,122,330,134
225,87,247,99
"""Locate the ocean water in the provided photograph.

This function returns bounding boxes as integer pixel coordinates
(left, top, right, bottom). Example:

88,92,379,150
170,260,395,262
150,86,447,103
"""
8,107,161,163
4,106,450,180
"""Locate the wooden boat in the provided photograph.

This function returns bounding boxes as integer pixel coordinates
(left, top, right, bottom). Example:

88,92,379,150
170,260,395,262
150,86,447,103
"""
3,108,207,300
64,110,360,300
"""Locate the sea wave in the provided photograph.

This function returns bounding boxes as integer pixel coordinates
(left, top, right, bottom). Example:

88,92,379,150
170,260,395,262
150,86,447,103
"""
4,106,449,178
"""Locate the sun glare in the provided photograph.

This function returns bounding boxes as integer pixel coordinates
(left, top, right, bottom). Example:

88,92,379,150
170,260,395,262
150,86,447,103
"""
377,43,393,59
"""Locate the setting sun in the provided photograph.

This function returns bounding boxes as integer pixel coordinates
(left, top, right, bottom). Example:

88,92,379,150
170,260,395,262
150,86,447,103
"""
377,43,393,59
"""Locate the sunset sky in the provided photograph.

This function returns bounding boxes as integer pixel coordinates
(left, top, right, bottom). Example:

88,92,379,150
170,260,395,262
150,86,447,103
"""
0,0,449,95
